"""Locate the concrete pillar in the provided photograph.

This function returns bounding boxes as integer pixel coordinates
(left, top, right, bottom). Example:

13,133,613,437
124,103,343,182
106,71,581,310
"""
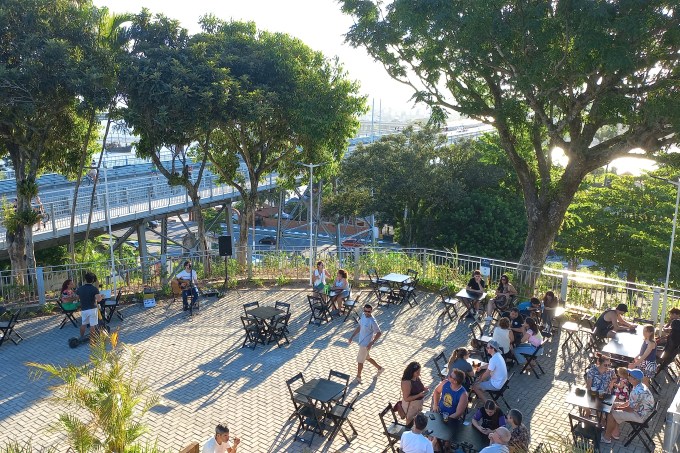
137,223,149,284
36,267,45,305
561,272,568,303
652,288,661,324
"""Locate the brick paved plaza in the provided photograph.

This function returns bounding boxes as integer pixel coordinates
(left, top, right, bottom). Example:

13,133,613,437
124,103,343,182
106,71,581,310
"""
0,285,675,452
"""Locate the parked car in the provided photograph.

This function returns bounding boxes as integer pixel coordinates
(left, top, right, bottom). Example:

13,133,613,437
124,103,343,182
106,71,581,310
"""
258,236,277,245
148,220,159,229
341,238,364,248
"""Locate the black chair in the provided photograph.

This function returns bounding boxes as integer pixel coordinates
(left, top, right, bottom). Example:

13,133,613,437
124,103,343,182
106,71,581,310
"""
406,268,418,281
560,321,583,351
326,392,359,444
487,372,514,410
439,286,460,322
307,295,331,325
101,289,123,324
274,301,291,332
57,298,79,329
342,293,361,323
240,316,265,349
286,373,309,420
268,313,290,348
0,310,22,347
433,351,448,380
469,322,493,355
519,339,548,379
378,403,407,453
622,401,658,452
328,369,351,403
293,400,329,446
569,413,602,452
401,277,419,307
367,269,383,300
243,301,259,317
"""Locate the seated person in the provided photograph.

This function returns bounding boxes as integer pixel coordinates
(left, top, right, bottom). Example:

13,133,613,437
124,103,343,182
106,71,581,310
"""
432,369,468,421
657,307,680,346
594,303,636,339
613,366,631,403
176,261,199,311
586,354,615,393
501,308,525,346
464,270,486,317
517,297,541,320
480,427,512,453
399,413,436,453
491,317,513,356
484,274,517,323
471,341,508,403
311,260,331,293
472,400,506,435
630,325,657,386
60,279,79,303
447,347,474,388
329,269,350,311
507,409,530,453
513,317,543,365
602,369,655,444
203,423,240,453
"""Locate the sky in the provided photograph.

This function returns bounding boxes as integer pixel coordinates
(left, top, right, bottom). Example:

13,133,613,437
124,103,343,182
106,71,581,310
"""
93,0,658,175
93,0,424,118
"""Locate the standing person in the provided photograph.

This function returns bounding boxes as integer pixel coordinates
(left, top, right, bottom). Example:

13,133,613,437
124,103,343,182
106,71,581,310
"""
75,272,103,340
485,274,517,323
541,291,559,330
400,362,429,425
602,369,655,444
348,303,384,384
400,413,435,453
594,303,637,339
465,270,486,317
202,423,240,453
312,260,331,293
506,409,530,453
629,325,657,386
471,340,508,403
176,261,199,311
432,369,468,421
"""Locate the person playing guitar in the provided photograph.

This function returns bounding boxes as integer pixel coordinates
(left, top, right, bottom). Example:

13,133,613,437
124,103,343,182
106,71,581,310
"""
176,261,199,311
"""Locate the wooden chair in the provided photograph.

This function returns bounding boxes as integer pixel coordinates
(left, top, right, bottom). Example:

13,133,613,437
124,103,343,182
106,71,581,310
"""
622,402,658,452
487,372,515,410
307,295,331,325
240,316,265,349
519,338,548,379
433,351,448,380
243,301,259,317
326,392,359,444
268,313,290,348
0,310,22,346
328,369,351,403
342,293,361,323
56,297,80,329
378,403,407,453
569,413,602,453
439,286,460,322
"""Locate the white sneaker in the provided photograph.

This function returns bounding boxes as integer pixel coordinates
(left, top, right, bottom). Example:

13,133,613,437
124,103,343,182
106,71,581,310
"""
352,376,361,384
376,367,384,377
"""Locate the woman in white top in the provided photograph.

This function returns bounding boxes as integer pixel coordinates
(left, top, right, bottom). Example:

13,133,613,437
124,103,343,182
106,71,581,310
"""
312,260,331,293
491,317,513,355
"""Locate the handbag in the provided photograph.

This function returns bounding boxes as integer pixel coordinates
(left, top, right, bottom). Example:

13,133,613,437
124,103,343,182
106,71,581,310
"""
393,400,406,419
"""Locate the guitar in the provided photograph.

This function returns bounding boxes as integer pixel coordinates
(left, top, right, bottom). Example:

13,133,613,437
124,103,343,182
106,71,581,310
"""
170,278,191,296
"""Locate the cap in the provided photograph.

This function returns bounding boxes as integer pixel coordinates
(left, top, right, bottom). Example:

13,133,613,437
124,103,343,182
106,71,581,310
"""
628,369,644,381
616,303,628,313
487,340,501,351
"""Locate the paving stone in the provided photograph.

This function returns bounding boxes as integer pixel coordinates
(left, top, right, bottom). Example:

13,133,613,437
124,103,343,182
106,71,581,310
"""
0,286,674,452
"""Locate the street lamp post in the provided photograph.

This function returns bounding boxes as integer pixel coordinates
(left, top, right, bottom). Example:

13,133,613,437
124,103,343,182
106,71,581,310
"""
100,164,117,294
651,176,680,325
297,162,326,284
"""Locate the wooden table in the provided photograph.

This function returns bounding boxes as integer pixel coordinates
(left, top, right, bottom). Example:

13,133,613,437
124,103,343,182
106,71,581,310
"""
601,325,645,361
422,411,489,451
247,306,285,342
566,387,615,426
295,378,346,409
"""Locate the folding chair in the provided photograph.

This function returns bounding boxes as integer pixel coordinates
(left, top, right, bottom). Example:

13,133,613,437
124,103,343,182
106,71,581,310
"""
328,369,351,403
379,403,407,453
406,268,418,281
307,295,331,325
240,316,265,349
286,373,309,420
101,289,123,324
401,277,419,307
487,372,514,410
439,286,460,322
243,301,259,317
326,392,359,444
622,402,658,452
267,313,290,348
469,322,493,354
342,293,361,323
560,321,583,351
519,339,548,379
568,413,602,453
367,269,385,301
293,400,329,446
274,301,291,332
433,351,448,380
0,310,22,346
56,298,79,329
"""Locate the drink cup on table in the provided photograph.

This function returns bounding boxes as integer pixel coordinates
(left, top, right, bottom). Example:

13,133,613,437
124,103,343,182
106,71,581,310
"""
590,386,597,397
442,412,449,422
598,390,604,400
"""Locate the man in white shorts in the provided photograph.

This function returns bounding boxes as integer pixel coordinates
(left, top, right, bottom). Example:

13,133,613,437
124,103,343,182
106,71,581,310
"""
471,340,508,403
75,271,103,340
348,303,384,384
602,368,655,443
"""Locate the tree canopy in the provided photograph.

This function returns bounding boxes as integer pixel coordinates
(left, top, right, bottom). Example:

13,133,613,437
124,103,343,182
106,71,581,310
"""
340,0,680,274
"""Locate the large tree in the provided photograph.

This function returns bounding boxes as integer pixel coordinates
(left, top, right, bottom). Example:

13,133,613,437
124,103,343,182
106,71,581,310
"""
340,0,680,275
120,11,232,259
0,0,112,281
196,19,366,260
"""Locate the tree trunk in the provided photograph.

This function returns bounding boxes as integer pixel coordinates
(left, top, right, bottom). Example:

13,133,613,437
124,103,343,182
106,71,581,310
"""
238,189,257,266
187,188,208,270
